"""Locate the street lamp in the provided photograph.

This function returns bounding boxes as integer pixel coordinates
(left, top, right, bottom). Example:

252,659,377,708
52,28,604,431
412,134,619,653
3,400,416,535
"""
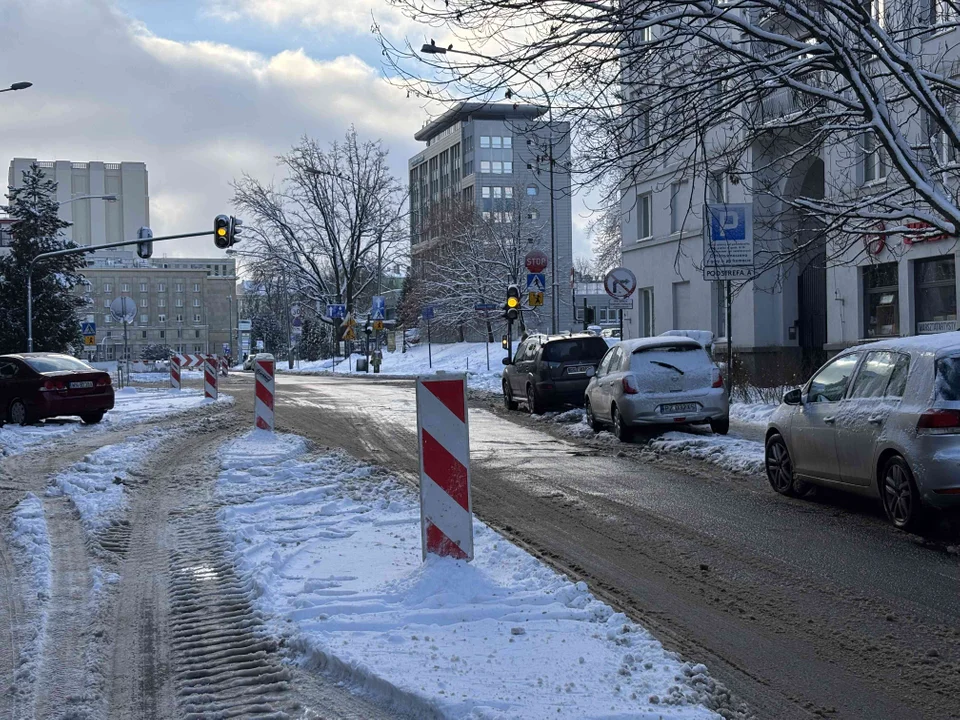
61,194,119,205
419,43,560,333
0,81,32,94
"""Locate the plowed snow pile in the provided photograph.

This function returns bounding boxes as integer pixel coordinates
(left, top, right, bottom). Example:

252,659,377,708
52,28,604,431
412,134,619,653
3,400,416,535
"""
216,430,725,719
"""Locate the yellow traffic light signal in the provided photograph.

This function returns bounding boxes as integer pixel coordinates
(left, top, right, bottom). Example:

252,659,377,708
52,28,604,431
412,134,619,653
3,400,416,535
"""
504,284,521,321
506,296,519,308
214,215,230,249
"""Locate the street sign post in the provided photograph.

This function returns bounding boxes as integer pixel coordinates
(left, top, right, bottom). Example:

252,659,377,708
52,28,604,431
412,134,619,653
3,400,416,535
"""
604,267,637,339
81,320,97,348
327,304,346,319
371,296,385,320
422,306,435,368
526,273,546,292
702,203,754,395
110,297,137,383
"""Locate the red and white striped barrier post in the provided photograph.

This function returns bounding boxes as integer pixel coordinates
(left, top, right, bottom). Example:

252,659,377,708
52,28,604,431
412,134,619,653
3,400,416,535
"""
203,355,218,400
170,355,181,390
416,373,473,560
220,356,229,376
254,354,275,431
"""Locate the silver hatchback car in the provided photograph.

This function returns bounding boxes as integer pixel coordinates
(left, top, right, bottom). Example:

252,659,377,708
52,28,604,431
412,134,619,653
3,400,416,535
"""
765,334,960,530
584,337,729,441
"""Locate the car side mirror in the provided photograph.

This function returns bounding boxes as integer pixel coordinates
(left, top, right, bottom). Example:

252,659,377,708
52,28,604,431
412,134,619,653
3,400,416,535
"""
783,387,802,405
502,357,512,366
586,366,595,378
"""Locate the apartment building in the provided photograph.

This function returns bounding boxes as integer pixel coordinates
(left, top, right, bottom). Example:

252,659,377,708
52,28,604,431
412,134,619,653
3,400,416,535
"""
79,254,237,361
619,4,960,377
409,102,574,333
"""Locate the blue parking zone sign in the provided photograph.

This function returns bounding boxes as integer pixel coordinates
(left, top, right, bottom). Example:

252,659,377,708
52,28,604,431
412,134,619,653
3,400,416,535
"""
703,203,753,280
708,205,746,242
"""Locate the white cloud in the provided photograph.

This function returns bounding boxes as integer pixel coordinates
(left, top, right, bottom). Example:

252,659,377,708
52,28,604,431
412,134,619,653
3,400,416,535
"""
0,0,422,257
204,0,415,37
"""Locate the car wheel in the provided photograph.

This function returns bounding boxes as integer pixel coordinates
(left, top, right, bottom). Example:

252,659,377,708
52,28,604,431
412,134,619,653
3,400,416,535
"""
526,385,544,415
502,381,519,411
80,411,105,425
612,405,632,442
585,398,602,431
8,399,31,426
710,416,730,435
765,433,797,496
881,455,924,531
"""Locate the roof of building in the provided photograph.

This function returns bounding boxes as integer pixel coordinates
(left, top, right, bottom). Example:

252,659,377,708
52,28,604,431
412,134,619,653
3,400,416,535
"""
414,102,548,142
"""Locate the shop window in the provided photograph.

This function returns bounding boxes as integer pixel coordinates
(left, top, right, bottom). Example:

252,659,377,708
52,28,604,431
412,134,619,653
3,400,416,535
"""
863,262,899,338
915,256,956,333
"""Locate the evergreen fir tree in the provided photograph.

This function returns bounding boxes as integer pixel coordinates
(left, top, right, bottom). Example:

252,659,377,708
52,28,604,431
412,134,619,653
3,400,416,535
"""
0,164,86,354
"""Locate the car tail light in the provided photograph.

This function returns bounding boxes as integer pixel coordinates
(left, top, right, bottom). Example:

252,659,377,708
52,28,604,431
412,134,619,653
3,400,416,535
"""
622,375,640,395
41,379,65,392
712,371,723,389
96,375,111,387
917,408,960,434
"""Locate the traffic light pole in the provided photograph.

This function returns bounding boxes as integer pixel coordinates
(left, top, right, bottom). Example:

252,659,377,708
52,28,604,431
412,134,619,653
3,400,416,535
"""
26,229,213,352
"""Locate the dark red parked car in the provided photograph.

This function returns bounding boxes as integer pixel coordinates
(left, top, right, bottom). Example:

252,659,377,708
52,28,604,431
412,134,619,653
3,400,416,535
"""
0,353,114,426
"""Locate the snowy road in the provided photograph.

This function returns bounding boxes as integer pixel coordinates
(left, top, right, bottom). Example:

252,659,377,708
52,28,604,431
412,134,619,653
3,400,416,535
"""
220,371,960,720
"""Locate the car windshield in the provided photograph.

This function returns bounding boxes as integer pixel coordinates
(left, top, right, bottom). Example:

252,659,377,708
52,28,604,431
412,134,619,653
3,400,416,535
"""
935,355,960,401
24,355,95,374
541,338,608,363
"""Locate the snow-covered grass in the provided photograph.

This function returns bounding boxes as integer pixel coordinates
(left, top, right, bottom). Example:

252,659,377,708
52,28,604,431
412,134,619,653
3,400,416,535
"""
729,402,778,427
46,432,164,534
216,431,725,720
0,387,232,457
5,494,52,713
283,342,510,394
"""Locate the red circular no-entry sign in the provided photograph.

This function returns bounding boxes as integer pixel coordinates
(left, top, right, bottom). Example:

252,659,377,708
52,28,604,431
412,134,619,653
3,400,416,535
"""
524,250,549,273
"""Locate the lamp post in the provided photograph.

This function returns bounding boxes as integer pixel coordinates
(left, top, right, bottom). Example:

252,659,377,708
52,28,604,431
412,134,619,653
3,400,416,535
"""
0,81,32,94
419,43,560,333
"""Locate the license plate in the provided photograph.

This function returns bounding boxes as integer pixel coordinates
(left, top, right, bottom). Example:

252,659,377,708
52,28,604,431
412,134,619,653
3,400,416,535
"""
567,365,588,375
69,381,94,389
660,402,699,415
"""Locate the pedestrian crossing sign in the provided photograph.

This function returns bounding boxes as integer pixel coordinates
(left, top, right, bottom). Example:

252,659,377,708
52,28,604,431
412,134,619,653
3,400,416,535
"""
528,291,544,307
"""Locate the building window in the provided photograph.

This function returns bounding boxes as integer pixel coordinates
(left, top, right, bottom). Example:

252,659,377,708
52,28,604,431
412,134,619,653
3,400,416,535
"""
105,314,112,324
175,283,183,292
104,298,111,308
493,186,502,199
915,256,956,333
193,298,200,307
158,298,166,308
638,288,654,337
140,314,148,324
159,330,165,339
194,314,202,323
634,104,650,146
195,330,201,338
121,283,130,292
480,136,490,148
482,186,491,198
482,211,491,221
669,181,687,234
930,0,959,25
158,283,166,292
492,161,502,174
504,187,513,199
708,172,726,203
527,185,539,196
193,283,200,292
177,329,182,338
176,314,183,322
176,299,184,308
139,283,147,292
158,314,166,322
140,298,148,308
491,136,502,149
103,283,111,293
863,132,888,183
863,263,899,338
503,161,513,174
503,136,512,149
480,161,490,173
638,192,652,240
528,210,540,220
193,344,202,353
141,330,147,339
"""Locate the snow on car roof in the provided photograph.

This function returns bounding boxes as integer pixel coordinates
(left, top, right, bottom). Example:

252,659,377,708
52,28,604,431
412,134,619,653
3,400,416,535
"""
616,336,703,353
842,333,960,357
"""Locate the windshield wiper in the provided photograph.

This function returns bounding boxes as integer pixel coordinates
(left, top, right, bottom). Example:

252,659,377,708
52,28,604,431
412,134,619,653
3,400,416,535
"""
650,360,684,375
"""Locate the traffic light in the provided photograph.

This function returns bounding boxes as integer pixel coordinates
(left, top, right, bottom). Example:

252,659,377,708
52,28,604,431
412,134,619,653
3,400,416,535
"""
214,215,230,249
136,226,153,259
503,284,521,321
229,216,243,245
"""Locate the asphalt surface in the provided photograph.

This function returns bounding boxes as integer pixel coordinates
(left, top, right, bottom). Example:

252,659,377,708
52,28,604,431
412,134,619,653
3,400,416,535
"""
222,371,960,720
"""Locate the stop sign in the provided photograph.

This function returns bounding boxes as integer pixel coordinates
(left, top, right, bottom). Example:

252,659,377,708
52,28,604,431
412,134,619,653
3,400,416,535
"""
525,250,549,273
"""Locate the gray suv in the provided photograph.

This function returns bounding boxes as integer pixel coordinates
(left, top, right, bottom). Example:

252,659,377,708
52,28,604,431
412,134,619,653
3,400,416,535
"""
765,334,960,530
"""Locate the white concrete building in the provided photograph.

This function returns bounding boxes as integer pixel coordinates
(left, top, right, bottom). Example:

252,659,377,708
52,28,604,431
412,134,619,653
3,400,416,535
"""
620,5,960,380
8,158,149,248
